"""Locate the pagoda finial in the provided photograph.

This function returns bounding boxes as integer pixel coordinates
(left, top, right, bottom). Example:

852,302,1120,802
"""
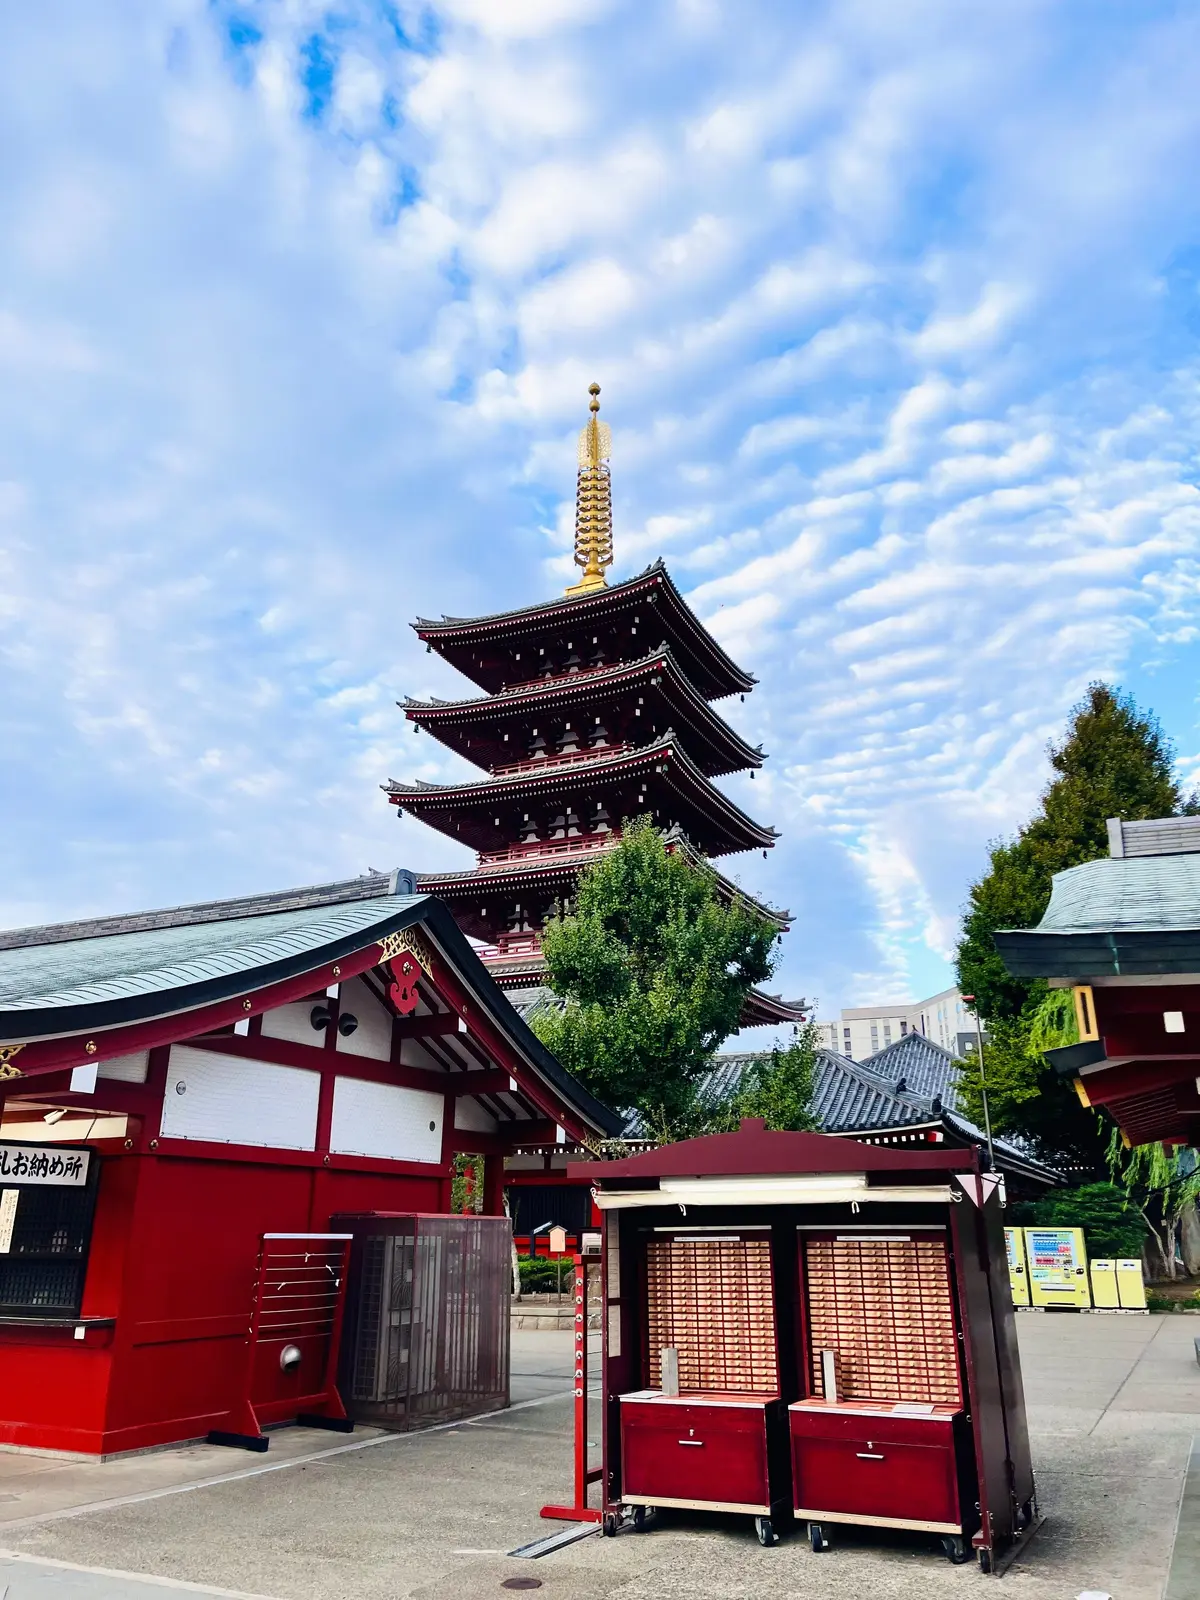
565,383,613,596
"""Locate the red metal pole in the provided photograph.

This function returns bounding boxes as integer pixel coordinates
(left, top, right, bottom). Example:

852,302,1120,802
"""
540,1253,602,1523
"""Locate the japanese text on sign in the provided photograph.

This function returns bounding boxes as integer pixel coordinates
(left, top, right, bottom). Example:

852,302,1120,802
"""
0,1189,17,1253
0,1145,90,1186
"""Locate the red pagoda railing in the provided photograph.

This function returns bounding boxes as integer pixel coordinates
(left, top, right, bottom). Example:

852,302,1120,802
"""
477,934,543,962
477,835,618,869
498,659,626,696
490,743,633,779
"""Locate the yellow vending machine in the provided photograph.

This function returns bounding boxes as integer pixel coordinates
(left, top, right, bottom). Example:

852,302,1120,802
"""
1005,1227,1030,1306
1089,1259,1119,1309
1116,1258,1148,1311
1025,1227,1092,1309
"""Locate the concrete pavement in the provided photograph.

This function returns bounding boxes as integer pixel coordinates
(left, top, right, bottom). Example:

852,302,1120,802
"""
0,1318,1196,1598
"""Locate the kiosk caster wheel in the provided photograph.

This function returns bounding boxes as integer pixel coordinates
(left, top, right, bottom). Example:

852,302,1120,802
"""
755,1517,776,1547
941,1535,970,1565
809,1522,830,1552
632,1506,648,1532
602,1512,620,1538
978,1548,993,1574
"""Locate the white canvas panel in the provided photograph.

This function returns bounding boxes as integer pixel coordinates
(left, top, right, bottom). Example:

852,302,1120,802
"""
97,1051,149,1083
335,975,393,1062
163,1047,320,1151
330,1076,443,1163
454,1097,498,1134
399,1037,444,1070
261,1001,322,1047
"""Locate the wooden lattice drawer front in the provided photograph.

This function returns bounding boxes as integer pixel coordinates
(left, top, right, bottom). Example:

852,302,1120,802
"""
645,1234,778,1395
803,1234,962,1408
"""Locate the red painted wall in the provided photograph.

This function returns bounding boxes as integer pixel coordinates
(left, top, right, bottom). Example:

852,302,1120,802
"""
0,1151,446,1454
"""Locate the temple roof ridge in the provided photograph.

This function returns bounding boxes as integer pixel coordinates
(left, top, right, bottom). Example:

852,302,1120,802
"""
411,561,756,702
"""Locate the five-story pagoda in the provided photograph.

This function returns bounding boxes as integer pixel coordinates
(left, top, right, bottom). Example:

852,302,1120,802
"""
385,386,804,1028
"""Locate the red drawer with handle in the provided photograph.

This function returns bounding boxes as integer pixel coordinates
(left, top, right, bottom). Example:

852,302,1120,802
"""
620,1393,782,1513
790,1400,965,1532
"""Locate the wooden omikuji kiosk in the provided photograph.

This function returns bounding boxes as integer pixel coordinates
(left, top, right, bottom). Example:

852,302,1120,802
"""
0,873,620,1455
579,1122,1035,1571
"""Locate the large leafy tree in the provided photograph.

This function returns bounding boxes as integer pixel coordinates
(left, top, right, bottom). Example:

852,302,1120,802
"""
530,818,780,1130
954,684,1192,1172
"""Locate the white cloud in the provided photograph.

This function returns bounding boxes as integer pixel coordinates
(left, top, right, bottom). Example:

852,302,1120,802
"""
1,0,1199,1020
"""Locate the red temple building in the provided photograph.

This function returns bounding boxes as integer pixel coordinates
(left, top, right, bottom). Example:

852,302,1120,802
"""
385,386,804,1031
995,813,1200,1147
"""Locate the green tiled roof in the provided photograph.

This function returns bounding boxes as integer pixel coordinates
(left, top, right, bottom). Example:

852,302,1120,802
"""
1037,855,1200,933
0,894,423,1015
995,850,1200,980
0,875,624,1136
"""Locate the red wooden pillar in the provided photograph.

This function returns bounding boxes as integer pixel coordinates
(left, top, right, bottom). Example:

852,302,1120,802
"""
482,1153,505,1217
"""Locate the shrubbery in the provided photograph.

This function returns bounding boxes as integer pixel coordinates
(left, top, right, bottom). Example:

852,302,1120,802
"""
516,1256,574,1294
1008,1181,1146,1260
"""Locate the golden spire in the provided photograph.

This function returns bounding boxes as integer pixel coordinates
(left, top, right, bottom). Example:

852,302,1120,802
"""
565,383,613,596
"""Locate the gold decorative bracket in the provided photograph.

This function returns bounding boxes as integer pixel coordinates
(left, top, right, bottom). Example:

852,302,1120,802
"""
378,928,434,977
0,1043,25,1080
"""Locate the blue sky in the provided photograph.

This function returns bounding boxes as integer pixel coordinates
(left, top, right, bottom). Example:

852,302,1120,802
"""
1,0,1199,1025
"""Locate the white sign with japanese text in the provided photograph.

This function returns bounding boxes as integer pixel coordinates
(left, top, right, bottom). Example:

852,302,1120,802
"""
0,1145,90,1186
0,1189,18,1253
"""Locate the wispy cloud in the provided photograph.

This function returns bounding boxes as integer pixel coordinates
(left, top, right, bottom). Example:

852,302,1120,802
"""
1,0,1199,1019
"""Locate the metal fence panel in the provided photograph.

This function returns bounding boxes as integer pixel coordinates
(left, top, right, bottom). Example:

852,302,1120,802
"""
338,1214,511,1429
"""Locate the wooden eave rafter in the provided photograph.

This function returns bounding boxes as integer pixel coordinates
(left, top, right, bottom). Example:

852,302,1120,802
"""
384,735,778,858
403,647,763,778
412,563,755,702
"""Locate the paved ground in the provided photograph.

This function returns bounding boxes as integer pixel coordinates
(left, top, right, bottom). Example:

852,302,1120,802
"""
0,1317,1197,1598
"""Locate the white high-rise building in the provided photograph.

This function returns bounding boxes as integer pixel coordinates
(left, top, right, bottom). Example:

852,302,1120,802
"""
816,987,975,1061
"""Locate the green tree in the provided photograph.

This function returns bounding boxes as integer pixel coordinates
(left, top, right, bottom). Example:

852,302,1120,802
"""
1008,1182,1147,1261
530,818,780,1131
1107,1135,1200,1281
957,683,1188,1023
706,1024,820,1133
953,684,1191,1171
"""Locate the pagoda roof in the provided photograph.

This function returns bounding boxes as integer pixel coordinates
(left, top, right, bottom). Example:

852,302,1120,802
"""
383,734,779,858
416,840,791,931
404,647,763,778
413,561,755,702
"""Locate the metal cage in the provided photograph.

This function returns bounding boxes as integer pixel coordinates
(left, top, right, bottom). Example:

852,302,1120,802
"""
336,1213,511,1429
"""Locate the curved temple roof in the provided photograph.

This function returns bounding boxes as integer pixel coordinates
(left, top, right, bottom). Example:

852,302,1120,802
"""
0,875,623,1141
404,646,763,778
414,561,755,702
384,733,779,858
994,853,1200,979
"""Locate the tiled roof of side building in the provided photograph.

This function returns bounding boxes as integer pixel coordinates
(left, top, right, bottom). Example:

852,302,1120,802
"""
856,1030,962,1109
1030,852,1200,934
694,1047,1058,1182
692,1049,930,1133
0,878,625,1138
0,889,427,1017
